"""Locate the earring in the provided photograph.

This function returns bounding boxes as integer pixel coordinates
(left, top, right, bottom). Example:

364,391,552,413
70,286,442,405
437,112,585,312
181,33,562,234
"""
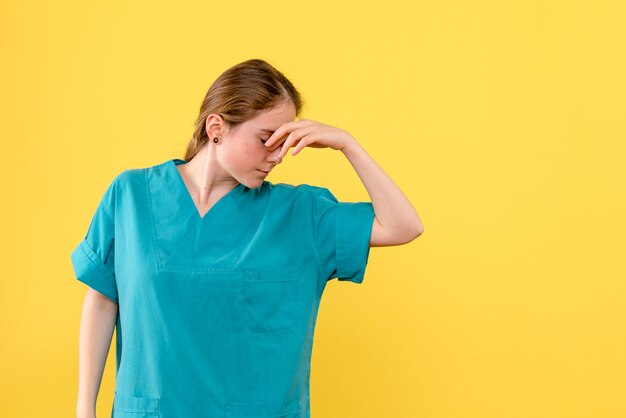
213,137,219,143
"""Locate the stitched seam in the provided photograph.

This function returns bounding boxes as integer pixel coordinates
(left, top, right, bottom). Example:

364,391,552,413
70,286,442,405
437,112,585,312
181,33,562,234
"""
144,167,163,269
336,204,347,280
309,187,326,282
100,173,119,224
80,240,116,286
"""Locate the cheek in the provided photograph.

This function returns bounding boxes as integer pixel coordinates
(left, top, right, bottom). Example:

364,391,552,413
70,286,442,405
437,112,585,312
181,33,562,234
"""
220,141,259,169
240,140,265,160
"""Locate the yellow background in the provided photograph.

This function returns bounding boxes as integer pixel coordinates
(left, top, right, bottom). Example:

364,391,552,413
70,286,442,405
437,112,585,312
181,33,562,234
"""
1,0,625,417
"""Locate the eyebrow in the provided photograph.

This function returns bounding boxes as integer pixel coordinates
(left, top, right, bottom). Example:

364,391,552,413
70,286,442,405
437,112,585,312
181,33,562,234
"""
259,128,275,134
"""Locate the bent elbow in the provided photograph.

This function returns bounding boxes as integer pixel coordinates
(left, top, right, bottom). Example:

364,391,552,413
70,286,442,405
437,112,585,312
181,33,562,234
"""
399,226,424,245
410,224,424,240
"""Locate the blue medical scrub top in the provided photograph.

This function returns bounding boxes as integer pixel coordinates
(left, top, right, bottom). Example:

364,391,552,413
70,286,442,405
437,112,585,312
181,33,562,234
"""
70,158,375,418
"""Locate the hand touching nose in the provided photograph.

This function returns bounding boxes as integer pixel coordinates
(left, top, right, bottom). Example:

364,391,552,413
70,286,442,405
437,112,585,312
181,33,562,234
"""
267,146,283,164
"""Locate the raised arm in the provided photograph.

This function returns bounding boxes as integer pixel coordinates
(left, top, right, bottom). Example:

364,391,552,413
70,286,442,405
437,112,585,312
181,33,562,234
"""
263,117,424,247
340,138,424,246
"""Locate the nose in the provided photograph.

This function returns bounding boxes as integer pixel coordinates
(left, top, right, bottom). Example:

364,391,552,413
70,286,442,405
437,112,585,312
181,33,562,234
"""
266,146,283,164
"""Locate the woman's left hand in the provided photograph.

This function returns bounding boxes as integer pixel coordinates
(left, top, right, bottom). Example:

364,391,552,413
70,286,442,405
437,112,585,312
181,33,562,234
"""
263,118,355,158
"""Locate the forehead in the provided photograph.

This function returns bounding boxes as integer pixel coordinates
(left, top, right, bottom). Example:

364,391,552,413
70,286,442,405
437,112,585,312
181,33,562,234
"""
248,103,296,131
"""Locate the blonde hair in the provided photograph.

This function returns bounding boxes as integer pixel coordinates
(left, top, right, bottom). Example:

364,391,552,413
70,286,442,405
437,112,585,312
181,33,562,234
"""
184,59,304,161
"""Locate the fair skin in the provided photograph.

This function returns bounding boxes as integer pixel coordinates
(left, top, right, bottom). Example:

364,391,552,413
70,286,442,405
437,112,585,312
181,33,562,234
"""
76,289,117,418
174,101,294,217
179,100,424,243
262,111,424,245
76,99,423,417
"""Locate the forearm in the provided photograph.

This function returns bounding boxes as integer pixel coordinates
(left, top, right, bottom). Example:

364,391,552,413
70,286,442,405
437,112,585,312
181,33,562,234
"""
341,137,424,239
77,289,118,417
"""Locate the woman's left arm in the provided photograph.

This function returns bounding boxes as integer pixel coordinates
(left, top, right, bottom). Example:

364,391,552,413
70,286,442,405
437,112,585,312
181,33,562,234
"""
340,136,424,246
264,119,424,247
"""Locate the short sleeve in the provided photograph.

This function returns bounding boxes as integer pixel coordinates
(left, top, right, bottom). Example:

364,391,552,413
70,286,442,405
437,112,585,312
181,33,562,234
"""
311,187,375,284
70,177,118,303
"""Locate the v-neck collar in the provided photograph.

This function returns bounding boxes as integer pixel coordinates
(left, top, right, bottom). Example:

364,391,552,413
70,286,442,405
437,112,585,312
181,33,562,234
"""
146,158,271,272
168,158,246,220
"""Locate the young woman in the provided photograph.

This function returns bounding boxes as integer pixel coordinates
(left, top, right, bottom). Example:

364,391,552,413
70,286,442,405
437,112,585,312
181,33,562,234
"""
72,58,423,418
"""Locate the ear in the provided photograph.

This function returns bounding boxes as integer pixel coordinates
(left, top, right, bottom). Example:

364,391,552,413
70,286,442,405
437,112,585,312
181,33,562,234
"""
204,113,225,139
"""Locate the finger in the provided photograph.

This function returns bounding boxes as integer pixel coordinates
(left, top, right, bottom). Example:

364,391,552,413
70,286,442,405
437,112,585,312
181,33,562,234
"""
265,122,294,149
270,133,292,152
265,119,310,150
290,142,302,156
279,127,315,157
291,135,311,156
278,133,296,158
263,132,277,149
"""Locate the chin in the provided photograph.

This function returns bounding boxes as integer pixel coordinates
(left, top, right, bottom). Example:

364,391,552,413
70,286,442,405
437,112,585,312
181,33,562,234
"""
240,179,265,189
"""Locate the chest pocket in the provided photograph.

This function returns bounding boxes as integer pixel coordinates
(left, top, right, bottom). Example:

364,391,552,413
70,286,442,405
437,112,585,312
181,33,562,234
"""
112,392,160,417
243,266,302,333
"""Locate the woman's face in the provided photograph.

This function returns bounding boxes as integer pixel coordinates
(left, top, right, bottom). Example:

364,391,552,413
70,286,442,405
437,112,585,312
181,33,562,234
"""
216,101,296,188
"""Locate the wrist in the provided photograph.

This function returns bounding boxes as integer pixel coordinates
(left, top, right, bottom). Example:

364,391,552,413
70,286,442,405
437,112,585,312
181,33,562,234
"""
340,137,361,156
